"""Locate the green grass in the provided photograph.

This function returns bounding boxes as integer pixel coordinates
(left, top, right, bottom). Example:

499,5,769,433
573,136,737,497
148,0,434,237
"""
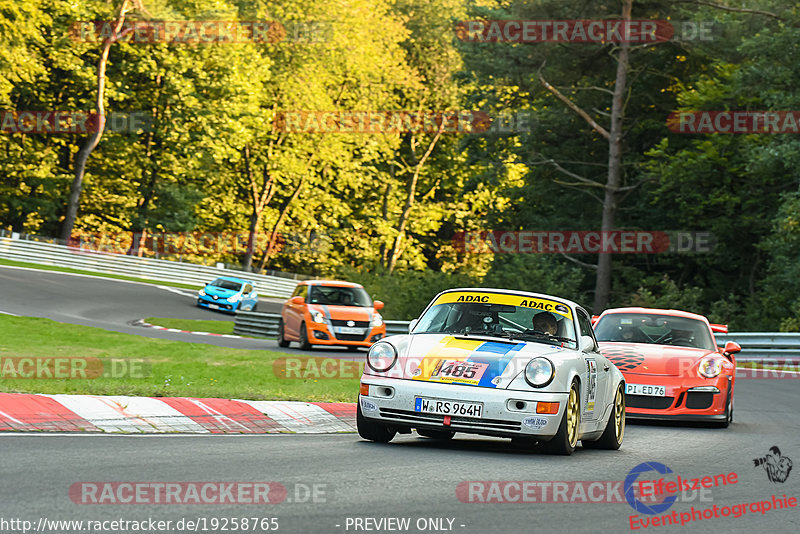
0,257,200,290
0,315,360,402
144,317,235,335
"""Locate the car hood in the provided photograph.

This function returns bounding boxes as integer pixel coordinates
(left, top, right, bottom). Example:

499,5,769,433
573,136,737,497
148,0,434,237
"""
308,304,374,322
388,333,570,389
598,341,717,376
204,286,238,298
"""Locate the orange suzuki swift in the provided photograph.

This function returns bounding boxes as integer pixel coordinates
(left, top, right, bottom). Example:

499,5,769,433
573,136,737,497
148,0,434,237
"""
278,280,386,350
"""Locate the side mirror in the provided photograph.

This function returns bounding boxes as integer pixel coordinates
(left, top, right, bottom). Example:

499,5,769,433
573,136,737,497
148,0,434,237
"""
408,318,419,333
373,300,385,310
581,335,596,352
723,341,741,355
289,296,304,305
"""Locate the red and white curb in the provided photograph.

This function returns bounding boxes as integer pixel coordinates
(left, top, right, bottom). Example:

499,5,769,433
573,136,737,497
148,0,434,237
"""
132,319,244,339
0,393,356,434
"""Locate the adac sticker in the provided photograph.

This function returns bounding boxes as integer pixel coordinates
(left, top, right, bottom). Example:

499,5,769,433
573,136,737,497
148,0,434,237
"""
360,398,378,412
432,291,573,320
522,416,549,429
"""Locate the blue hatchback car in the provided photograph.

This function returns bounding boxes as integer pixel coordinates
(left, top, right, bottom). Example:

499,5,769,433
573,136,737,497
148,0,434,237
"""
197,276,259,313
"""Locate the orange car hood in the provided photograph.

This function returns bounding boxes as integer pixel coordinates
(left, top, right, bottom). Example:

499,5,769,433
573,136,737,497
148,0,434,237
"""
308,304,373,322
599,342,717,376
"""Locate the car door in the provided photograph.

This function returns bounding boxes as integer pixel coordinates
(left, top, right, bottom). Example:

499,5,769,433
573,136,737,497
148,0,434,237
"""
284,285,307,338
577,308,607,423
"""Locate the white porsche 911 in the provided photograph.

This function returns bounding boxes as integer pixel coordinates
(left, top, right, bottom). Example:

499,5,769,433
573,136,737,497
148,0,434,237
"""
357,288,626,455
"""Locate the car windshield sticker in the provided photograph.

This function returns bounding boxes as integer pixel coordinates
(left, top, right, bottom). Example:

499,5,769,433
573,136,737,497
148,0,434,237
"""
412,337,525,388
585,358,597,412
432,291,573,320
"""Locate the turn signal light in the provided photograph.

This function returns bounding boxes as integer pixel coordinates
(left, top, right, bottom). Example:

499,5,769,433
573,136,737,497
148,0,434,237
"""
360,383,370,396
536,402,559,414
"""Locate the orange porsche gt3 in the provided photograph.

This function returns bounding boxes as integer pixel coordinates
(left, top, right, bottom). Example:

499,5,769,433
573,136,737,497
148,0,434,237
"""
592,307,741,427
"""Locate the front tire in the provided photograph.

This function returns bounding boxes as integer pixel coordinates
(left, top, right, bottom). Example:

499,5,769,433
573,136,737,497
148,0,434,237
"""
583,383,625,450
357,402,396,443
540,380,581,455
277,319,289,347
713,389,733,428
298,321,312,350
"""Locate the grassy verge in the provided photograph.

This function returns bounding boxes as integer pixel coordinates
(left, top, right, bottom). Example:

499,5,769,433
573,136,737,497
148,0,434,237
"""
0,257,200,290
144,317,235,335
0,315,359,402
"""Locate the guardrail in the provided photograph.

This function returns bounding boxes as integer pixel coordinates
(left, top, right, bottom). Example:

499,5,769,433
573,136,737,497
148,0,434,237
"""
715,333,800,362
232,313,798,363
0,236,299,298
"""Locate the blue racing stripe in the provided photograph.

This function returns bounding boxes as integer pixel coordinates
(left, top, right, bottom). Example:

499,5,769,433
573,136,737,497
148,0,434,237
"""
466,342,526,388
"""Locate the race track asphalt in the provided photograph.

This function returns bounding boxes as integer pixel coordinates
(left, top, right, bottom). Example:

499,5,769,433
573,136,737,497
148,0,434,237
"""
1,378,797,533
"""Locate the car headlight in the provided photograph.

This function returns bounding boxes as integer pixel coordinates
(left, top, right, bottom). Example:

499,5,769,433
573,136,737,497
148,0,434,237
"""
367,342,397,372
524,357,554,388
698,356,724,378
311,311,325,323
199,289,206,296
371,312,383,327
228,294,241,302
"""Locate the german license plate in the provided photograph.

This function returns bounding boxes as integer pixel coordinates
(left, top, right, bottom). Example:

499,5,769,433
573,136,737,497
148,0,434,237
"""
414,397,483,418
335,326,366,335
626,383,666,396
208,304,220,310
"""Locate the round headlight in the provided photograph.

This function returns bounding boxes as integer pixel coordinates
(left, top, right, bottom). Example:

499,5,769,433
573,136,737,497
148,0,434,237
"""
311,311,325,323
367,342,397,373
525,358,554,388
698,357,723,378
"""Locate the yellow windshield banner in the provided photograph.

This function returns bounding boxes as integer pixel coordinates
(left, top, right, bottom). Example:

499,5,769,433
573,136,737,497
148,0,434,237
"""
432,291,573,320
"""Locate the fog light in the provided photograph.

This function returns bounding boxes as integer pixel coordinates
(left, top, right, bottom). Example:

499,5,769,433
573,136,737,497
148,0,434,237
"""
313,330,329,340
371,334,383,342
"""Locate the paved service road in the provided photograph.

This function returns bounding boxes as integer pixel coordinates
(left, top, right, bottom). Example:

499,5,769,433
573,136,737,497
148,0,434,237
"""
1,379,797,534
0,265,360,355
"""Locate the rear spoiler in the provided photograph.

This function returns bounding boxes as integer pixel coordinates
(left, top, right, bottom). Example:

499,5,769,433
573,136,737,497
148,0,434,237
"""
591,315,600,326
709,323,728,334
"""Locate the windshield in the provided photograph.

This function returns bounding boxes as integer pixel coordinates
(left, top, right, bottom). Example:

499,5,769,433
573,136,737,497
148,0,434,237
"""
414,293,577,348
209,279,242,291
309,285,372,307
594,313,716,350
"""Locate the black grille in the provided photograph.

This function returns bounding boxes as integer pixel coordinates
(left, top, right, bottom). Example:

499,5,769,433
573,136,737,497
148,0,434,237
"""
686,392,714,409
331,319,370,327
334,333,369,342
379,408,522,432
627,395,674,410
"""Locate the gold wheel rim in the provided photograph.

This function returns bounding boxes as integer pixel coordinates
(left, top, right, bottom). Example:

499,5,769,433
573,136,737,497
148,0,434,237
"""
615,386,625,442
567,387,579,447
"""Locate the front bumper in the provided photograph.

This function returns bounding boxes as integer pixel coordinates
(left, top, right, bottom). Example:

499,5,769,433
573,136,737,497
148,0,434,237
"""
623,373,731,421
359,376,568,439
197,295,238,312
307,322,386,347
